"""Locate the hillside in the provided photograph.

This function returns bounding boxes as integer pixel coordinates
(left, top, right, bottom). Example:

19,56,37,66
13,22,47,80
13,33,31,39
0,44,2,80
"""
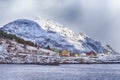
0,29,36,47
0,30,119,64
0,36,59,63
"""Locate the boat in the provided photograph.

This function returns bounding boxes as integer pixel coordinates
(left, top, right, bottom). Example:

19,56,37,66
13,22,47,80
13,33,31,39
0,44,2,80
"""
48,61,60,66
38,61,60,66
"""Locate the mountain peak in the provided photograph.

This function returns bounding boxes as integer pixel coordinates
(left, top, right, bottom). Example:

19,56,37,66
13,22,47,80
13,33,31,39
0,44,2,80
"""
1,19,45,41
1,18,107,53
3,19,42,29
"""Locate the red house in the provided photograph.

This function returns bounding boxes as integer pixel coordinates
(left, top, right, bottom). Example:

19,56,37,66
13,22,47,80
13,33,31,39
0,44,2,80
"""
87,51,97,58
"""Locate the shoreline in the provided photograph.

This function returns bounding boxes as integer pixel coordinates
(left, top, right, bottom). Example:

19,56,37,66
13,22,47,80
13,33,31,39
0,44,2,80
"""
0,62,120,65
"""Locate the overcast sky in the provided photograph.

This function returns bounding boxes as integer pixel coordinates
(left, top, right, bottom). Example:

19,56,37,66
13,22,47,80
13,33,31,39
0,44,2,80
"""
0,0,120,52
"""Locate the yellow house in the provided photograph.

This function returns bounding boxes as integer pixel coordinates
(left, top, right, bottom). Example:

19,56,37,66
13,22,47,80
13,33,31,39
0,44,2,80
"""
60,50,70,57
73,54,80,57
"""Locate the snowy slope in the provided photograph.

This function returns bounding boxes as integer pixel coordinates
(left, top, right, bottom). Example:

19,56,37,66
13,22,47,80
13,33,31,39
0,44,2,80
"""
35,17,106,53
0,38,59,63
1,18,107,53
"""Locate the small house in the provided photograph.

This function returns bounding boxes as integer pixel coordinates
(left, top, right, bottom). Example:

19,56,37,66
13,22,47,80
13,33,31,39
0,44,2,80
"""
59,50,70,57
87,51,97,58
73,53,80,57
80,53,87,57
53,48,59,53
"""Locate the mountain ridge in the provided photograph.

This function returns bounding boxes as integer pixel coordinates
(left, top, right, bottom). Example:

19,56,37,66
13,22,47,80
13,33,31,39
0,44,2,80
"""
1,18,107,54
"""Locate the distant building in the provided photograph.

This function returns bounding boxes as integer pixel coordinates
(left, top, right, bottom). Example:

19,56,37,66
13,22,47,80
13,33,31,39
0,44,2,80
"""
73,53,80,57
53,48,59,53
59,50,70,57
80,53,87,57
87,51,97,58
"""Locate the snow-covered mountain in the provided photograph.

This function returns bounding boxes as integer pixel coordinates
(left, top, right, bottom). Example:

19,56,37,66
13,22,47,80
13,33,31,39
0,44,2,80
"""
0,18,107,53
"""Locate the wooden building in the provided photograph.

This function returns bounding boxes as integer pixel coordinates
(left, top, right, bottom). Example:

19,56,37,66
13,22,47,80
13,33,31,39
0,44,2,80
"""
73,54,80,57
59,50,70,57
87,51,97,58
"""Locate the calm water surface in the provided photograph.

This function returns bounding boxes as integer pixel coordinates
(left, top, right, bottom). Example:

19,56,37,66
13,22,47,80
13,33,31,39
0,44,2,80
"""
0,64,120,80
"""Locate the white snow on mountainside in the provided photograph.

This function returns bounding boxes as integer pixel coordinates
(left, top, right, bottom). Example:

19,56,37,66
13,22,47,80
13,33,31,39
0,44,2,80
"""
1,18,107,54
